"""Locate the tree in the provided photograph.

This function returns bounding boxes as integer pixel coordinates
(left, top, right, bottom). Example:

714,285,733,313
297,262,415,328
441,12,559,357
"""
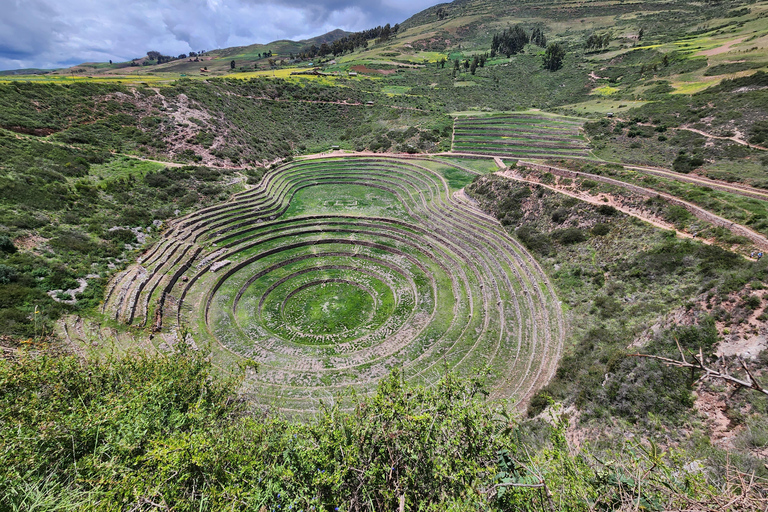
491,25,529,58
585,32,611,51
542,42,565,71
147,50,162,61
531,27,547,47
470,55,478,75
230,60,236,69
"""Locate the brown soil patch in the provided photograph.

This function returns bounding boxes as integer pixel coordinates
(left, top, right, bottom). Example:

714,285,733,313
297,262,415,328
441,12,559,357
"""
695,389,742,449
350,65,396,75
699,37,746,57
14,234,47,251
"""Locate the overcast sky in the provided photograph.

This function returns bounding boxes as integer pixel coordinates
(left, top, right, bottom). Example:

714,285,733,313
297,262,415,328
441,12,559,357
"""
0,0,445,71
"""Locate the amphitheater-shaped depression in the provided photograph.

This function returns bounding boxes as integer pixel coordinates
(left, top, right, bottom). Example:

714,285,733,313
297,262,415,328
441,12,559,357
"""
105,157,565,411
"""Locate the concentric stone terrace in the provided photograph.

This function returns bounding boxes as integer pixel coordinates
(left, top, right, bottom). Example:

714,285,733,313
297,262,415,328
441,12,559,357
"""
104,157,564,411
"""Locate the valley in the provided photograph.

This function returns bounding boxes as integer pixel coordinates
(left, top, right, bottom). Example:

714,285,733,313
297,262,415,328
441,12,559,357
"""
1,0,768,509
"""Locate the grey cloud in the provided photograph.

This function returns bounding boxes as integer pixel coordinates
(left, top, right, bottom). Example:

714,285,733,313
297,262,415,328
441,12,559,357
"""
0,0,443,70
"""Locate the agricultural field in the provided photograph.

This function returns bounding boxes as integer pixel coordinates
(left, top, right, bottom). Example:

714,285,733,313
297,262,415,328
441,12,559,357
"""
96,157,564,411
452,112,591,159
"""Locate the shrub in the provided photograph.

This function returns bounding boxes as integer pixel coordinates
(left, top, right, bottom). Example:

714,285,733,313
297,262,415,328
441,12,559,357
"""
0,235,17,254
749,120,768,145
672,152,705,173
743,294,762,310
553,227,587,245
0,264,17,284
551,207,569,224
515,225,553,255
597,205,618,216
592,223,610,236
105,228,138,245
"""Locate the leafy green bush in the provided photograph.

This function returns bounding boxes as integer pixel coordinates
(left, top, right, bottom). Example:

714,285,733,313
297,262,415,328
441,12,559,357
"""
551,207,569,224
672,152,705,173
516,225,554,255
0,264,17,284
749,120,768,146
0,234,16,253
552,227,587,245
592,223,610,236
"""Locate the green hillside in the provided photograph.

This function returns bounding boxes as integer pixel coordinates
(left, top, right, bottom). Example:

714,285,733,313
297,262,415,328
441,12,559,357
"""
2,0,768,509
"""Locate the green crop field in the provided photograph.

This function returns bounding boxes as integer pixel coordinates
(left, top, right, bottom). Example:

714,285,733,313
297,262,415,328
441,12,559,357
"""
452,112,591,159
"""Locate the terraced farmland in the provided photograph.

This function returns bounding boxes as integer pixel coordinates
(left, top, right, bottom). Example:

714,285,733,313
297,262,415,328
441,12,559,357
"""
452,113,590,159
102,157,564,412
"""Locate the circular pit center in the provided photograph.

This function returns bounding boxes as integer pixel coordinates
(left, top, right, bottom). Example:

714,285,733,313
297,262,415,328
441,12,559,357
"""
281,280,376,337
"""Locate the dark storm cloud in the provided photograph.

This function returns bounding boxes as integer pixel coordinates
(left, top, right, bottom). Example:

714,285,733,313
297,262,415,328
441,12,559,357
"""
0,0,443,71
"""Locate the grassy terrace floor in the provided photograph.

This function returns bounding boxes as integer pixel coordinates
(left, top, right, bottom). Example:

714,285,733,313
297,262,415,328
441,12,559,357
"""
452,112,590,159
98,157,564,412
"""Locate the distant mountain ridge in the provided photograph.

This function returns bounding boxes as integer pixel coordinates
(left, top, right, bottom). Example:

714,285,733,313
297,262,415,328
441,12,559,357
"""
36,28,353,75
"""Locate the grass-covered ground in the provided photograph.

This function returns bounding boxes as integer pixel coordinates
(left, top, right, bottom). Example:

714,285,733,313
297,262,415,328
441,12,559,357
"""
452,112,590,159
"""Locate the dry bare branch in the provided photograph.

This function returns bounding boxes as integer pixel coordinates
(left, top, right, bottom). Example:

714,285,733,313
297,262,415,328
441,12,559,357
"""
630,343,768,397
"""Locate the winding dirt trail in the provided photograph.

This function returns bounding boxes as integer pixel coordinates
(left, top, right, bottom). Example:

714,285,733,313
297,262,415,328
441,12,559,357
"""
497,169,704,243
501,160,768,253
676,126,768,152
491,156,698,239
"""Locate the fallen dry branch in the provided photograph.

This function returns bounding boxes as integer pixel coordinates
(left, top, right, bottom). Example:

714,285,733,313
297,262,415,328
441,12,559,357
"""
630,339,768,397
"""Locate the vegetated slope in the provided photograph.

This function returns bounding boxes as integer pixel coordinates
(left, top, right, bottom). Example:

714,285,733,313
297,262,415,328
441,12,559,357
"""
0,127,241,338
0,80,452,166
466,173,768,466
103,157,564,411
8,348,765,511
60,29,352,76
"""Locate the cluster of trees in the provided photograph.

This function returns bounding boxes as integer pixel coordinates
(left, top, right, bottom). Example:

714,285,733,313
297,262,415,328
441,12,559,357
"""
585,32,612,51
299,24,400,59
542,43,566,71
531,27,547,47
453,54,488,75
491,25,529,57
490,25,547,58
133,50,207,66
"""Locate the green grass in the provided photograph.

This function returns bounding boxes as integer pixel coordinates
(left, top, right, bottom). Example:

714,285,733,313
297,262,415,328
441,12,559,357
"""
451,112,589,159
87,156,166,181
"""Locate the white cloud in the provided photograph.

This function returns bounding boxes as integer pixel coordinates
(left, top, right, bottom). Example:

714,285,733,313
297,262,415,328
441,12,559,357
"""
0,0,443,70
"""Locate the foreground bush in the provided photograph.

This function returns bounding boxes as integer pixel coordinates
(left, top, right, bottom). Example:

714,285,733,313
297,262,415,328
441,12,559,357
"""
1,348,764,511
